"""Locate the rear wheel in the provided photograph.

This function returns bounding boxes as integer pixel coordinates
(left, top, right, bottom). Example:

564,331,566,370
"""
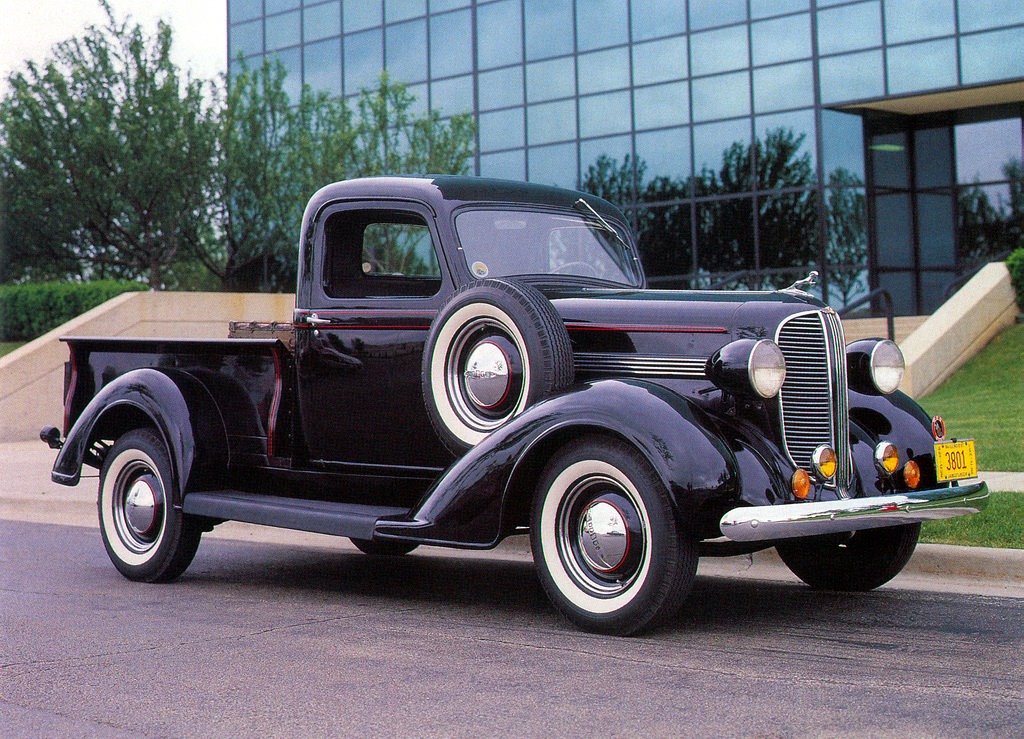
98,429,202,582
776,523,921,591
531,436,696,635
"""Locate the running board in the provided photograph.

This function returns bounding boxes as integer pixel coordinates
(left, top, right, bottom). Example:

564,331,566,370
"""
182,491,410,540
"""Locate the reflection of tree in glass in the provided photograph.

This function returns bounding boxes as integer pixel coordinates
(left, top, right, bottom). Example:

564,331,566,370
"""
825,169,868,306
959,158,1024,264
362,224,438,277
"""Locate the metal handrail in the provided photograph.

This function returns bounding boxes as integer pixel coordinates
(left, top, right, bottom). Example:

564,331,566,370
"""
838,288,895,342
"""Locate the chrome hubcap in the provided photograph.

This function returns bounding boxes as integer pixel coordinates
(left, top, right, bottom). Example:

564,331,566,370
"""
463,340,511,409
124,478,159,537
578,500,629,572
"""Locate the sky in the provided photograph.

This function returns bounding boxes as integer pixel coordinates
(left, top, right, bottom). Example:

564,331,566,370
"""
0,0,227,92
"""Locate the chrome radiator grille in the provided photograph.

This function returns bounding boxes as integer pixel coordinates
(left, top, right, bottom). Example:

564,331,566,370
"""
776,310,852,495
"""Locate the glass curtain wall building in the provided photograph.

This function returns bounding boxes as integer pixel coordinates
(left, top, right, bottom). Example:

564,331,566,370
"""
227,0,1024,314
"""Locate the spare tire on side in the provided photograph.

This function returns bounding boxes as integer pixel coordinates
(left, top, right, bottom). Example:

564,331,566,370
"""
422,278,574,451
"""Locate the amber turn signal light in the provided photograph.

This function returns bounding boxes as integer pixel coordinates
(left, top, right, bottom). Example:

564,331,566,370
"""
903,460,921,489
792,469,811,500
812,445,838,480
874,441,900,475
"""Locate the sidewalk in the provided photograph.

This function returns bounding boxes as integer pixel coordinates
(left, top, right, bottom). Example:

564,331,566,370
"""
2,441,1021,598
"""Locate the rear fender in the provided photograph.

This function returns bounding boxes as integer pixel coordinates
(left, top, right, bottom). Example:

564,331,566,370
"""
51,368,228,502
375,379,737,547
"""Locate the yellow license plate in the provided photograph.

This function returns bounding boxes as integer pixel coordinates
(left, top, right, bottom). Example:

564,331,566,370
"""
934,439,978,481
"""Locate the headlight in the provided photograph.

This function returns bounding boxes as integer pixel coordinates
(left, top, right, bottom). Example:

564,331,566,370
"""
707,339,787,399
847,339,905,395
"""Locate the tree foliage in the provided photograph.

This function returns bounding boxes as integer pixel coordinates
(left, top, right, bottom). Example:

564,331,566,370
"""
0,1,213,287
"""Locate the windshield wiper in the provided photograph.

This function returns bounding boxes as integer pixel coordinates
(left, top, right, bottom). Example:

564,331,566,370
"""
574,197,629,251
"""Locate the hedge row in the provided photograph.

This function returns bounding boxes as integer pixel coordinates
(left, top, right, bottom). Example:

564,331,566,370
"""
1008,248,1024,312
0,281,147,342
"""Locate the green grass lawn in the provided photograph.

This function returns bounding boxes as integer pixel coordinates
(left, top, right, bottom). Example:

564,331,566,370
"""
919,322,1024,472
920,491,1023,549
0,342,25,358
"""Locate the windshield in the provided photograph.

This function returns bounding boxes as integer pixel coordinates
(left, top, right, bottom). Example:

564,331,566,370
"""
454,208,643,287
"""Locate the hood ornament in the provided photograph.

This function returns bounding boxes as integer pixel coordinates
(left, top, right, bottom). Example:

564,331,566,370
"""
785,270,818,292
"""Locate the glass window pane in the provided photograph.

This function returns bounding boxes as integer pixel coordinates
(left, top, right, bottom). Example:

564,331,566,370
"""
691,71,750,122
758,192,818,276
919,271,953,313
693,118,750,175
917,193,955,267
344,29,383,94
478,0,522,69
576,0,628,51
527,99,576,145
697,197,755,277
386,0,426,23
430,10,473,78
755,109,817,176
266,0,300,14
636,127,692,181
751,0,808,19
230,0,262,25
751,14,812,67
430,74,474,116
753,61,814,113
528,143,578,188
579,91,631,139
634,203,695,281
578,48,630,95
525,0,573,60
526,57,576,103
344,1,382,33
884,0,954,44
430,0,470,11
231,19,263,58
406,82,428,115
956,119,1024,184
631,0,686,42
270,47,302,102
875,193,913,266
689,0,747,30
305,3,342,43
821,110,866,182
386,18,427,83
478,66,524,111
479,107,524,151
480,149,526,180
961,27,1024,86
959,183,1017,260
305,37,342,96
915,127,953,190
959,0,1024,32
632,36,688,86
691,25,749,77
876,272,915,314
887,39,957,95
580,135,633,190
818,50,884,105
817,2,882,56
824,185,868,306
870,132,910,189
266,11,301,51
634,81,690,130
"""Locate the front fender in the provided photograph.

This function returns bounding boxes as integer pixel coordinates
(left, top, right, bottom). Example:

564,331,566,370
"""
52,368,228,502
849,388,939,490
375,379,737,547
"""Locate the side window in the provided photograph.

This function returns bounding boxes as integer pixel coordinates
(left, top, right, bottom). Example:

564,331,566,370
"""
323,209,442,298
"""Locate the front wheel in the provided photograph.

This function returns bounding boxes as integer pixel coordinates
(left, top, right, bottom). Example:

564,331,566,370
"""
98,429,202,582
531,436,697,635
775,523,921,591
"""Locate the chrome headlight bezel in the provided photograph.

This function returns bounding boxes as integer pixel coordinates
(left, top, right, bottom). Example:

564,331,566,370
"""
706,338,787,399
846,338,905,395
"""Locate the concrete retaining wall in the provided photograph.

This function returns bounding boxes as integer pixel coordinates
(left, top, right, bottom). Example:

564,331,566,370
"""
0,292,293,443
900,262,1019,398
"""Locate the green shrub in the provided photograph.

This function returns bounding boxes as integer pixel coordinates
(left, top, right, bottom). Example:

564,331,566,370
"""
1008,248,1024,311
0,281,147,341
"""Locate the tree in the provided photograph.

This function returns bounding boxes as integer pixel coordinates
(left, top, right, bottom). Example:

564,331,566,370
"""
825,168,868,306
199,64,475,291
0,1,213,287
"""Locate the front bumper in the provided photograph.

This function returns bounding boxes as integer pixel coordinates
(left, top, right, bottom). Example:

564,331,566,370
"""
719,482,989,542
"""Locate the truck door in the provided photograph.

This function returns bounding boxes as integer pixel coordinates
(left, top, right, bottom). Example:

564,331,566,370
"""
294,201,455,471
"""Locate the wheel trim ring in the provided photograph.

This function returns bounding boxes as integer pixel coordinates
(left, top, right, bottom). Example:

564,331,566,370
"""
431,302,532,446
101,452,168,565
540,460,652,614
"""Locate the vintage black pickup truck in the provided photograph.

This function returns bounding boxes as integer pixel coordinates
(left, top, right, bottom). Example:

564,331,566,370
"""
44,176,988,635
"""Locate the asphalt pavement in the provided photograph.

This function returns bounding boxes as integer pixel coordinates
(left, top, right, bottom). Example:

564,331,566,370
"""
2,440,1022,599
